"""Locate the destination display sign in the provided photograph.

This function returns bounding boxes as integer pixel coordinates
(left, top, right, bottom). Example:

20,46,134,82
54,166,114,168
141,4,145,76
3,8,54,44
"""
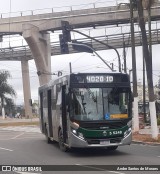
70,73,130,85
86,75,113,83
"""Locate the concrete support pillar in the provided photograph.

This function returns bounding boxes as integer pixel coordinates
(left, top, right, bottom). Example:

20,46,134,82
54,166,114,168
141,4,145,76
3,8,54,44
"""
22,24,51,86
21,60,32,118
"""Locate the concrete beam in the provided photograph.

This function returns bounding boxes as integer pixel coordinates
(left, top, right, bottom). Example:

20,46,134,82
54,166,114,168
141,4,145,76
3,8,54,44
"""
0,3,160,33
21,60,32,118
22,24,51,85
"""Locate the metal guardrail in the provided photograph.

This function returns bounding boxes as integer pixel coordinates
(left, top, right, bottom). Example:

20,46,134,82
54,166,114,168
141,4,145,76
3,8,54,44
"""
0,1,160,18
0,1,127,18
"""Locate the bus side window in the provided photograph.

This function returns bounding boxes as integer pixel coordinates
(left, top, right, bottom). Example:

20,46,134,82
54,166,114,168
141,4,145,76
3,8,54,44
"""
66,93,69,106
56,84,61,100
56,84,62,110
43,90,47,108
52,85,56,110
53,85,56,99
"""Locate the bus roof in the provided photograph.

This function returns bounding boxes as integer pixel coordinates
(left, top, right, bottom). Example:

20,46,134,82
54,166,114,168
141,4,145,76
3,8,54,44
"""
38,72,129,91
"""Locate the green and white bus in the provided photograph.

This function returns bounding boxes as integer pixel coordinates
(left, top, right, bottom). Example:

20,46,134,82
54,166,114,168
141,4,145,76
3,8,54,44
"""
39,72,132,151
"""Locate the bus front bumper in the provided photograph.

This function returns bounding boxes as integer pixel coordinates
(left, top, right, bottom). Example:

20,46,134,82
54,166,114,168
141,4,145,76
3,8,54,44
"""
69,131,132,148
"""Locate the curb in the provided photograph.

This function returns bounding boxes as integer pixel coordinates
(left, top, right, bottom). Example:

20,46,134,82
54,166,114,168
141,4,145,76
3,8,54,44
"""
132,140,160,146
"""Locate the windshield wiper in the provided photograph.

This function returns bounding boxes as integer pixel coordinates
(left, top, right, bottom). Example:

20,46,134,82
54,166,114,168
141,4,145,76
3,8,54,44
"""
86,88,97,102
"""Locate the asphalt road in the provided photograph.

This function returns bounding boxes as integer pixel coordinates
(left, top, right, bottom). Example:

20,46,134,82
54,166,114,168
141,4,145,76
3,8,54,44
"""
0,129,160,174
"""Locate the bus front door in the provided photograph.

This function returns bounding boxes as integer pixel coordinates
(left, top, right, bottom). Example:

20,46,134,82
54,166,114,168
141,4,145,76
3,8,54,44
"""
62,85,67,144
47,89,53,137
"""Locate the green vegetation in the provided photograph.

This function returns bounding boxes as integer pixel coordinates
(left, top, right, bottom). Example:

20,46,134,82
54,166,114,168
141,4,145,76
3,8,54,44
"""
0,70,16,117
157,117,160,126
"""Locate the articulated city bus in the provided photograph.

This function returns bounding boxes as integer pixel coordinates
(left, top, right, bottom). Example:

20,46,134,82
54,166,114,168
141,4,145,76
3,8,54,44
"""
39,72,132,151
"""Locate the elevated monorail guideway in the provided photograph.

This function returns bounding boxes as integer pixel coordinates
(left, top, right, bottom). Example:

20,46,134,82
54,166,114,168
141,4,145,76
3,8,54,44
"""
0,1,160,61
0,1,160,33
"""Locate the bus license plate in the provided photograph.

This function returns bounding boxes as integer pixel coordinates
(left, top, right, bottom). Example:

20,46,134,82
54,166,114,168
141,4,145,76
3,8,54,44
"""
100,140,110,145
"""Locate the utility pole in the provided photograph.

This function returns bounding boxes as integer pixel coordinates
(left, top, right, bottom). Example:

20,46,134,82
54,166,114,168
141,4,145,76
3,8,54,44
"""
137,0,158,139
123,41,127,73
148,1,152,66
130,0,139,132
142,44,147,123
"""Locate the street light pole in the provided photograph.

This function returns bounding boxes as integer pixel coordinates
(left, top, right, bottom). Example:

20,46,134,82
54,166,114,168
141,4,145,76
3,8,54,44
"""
61,20,121,72
71,29,121,72
123,41,127,73
143,47,147,123
70,42,113,71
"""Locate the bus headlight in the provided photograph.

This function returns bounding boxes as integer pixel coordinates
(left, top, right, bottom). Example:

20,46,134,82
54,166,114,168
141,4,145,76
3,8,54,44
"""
71,128,84,140
124,120,132,137
72,129,77,134
124,127,132,137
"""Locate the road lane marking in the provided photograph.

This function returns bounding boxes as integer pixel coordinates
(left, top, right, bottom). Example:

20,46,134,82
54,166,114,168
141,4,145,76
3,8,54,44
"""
11,133,25,139
75,164,125,174
16,172,41,174
0,146,13,151
0,126,40,133
0,134,42,141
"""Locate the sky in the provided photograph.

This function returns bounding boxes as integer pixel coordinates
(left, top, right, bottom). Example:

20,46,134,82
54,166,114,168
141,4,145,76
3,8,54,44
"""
0,0,160,105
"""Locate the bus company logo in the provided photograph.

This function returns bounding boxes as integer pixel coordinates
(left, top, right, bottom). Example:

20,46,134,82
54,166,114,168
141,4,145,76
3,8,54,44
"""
100,126,109,129
2,166,11,171
102,131,107,136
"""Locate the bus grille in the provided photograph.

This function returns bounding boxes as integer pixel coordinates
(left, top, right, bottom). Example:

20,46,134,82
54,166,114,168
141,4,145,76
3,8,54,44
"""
86,137,122,144
80,121,127,130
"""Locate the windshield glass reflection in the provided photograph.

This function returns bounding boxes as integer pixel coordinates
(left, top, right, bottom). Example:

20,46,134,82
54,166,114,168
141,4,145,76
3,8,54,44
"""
70,87,130,121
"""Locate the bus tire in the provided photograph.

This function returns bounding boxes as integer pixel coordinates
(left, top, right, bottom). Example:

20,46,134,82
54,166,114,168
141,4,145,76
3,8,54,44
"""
45,126,52,144
107,146,118,151
58,129,68,152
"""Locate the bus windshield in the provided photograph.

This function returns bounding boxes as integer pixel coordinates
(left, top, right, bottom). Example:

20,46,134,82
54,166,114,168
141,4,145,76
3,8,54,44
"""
70,87,131,121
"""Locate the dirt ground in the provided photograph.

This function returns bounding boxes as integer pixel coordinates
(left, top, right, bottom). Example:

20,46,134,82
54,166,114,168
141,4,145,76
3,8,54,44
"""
133,132,160,143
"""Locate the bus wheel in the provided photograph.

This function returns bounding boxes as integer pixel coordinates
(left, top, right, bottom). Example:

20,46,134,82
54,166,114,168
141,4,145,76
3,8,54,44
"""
45,126,52,144
58,129,68,152
107,146,118,151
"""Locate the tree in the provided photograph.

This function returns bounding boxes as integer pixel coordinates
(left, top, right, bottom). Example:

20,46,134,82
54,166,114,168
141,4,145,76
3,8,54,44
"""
0,70,16,119
137,0,158,139
158,76,160,89
32,102,38,116
5,98,16,117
